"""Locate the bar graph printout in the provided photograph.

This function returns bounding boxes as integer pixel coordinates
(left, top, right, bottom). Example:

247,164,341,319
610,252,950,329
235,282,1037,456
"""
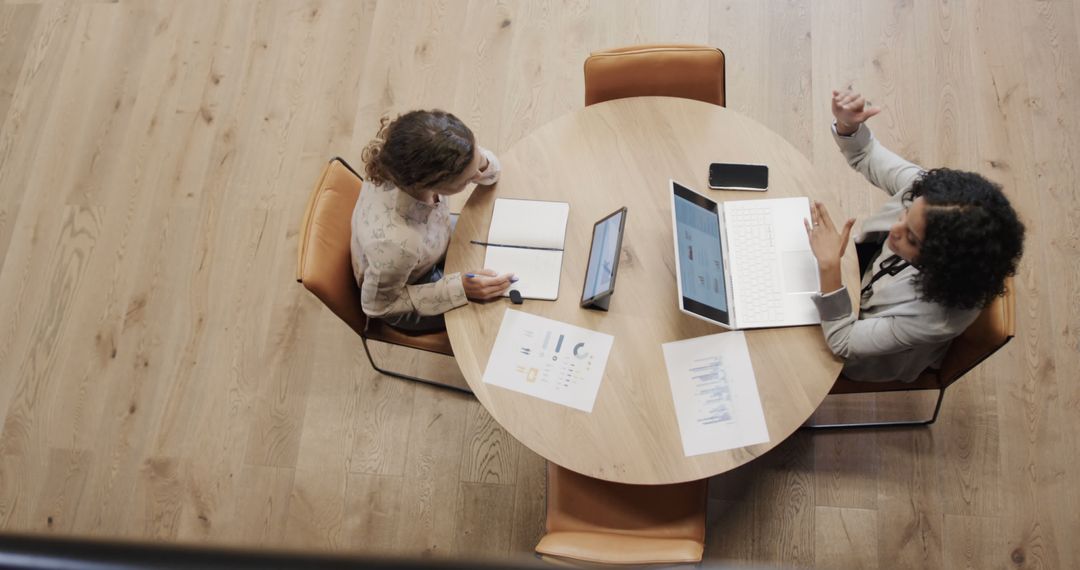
662,332,769,456
482,309,614,412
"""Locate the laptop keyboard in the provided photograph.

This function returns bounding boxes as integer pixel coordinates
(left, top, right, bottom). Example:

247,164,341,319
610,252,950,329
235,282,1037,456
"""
726,203,784,324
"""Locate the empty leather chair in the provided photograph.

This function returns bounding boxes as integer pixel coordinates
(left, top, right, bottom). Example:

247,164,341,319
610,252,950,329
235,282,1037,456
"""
584,44,726,107
536,463,708,565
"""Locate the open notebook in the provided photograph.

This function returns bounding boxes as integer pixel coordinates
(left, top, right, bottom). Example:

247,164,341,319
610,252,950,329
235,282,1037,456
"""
481,198,570,300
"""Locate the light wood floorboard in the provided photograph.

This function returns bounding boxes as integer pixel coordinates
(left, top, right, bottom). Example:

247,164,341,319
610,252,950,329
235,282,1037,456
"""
0,1,1077,567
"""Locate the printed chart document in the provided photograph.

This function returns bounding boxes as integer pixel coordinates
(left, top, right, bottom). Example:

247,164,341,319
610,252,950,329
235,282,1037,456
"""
482,309,613,412
482,198,570,300
662,332,769,456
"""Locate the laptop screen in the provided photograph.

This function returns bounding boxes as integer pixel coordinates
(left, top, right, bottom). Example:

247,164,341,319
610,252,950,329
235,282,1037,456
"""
672,182,730,325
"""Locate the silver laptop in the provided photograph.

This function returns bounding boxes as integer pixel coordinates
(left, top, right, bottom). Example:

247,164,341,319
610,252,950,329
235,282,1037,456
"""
670,180,821,330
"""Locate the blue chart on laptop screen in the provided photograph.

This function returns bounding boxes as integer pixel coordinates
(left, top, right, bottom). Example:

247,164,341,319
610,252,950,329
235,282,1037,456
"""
674,194,727,312
583,211,624,299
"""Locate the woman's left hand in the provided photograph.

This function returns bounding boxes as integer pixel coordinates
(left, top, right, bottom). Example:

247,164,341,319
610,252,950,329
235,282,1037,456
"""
803,201,855,270
471,147,501,186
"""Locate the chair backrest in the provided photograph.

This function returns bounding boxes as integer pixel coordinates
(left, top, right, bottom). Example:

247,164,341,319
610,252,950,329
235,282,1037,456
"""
829,277,1016,395
937,276,1016,389
583,44,726,107
296,158,368,337
536,463,707,565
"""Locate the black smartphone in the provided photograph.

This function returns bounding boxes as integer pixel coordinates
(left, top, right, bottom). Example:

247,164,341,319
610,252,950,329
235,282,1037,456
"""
708,162,769,191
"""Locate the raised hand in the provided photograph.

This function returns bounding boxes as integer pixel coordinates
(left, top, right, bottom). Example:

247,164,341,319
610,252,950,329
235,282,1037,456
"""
832,87,881,135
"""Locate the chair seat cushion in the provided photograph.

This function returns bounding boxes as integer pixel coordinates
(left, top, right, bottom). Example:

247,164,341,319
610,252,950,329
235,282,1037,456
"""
365,319,454,356
535,531,703,565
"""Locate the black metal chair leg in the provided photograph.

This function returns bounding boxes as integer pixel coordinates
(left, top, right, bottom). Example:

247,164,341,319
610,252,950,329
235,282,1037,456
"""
802,388,946,430
361,338,473,395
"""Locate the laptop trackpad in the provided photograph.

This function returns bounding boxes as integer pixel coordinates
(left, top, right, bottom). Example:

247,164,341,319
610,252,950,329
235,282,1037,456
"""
780,251,819,293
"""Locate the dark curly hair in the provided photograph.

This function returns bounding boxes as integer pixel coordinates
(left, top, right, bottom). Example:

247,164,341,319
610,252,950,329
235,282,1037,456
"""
907,168,1025,310
361,109,475,193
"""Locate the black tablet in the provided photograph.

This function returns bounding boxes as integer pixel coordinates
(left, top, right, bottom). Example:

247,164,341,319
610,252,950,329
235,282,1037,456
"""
580,207,628,311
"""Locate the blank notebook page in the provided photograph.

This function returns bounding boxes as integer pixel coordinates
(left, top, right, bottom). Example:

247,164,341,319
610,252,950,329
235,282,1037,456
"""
481,198,570,300
486,199,569,248
484,247,563,300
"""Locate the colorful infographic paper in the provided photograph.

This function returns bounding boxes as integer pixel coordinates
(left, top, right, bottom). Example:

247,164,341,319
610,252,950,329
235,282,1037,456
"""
482,309,613,412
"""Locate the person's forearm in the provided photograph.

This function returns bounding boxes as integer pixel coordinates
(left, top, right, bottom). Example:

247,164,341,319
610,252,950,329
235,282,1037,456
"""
818,260,843,294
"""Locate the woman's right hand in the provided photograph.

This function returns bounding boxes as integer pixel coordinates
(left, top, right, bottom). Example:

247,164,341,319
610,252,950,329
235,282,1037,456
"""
804,201,855,294
463,269,515,301
832,87,881,135
804,201,855,266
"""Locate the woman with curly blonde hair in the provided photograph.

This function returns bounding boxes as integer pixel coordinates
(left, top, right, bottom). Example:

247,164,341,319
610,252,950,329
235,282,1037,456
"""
351,110,513,331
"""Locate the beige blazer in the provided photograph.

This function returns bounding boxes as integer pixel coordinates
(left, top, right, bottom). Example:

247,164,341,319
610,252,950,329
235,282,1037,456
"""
810,124,980,383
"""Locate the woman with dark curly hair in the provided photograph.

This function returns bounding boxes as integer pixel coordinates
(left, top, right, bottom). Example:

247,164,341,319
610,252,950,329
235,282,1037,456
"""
803,88,1025,383
350,110,514,332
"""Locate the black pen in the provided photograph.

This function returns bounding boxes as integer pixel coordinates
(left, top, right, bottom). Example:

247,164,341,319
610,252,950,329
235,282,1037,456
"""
469,240,563,252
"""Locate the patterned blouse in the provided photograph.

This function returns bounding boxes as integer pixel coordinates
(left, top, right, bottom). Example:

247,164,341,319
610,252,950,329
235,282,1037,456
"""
350,148,501,318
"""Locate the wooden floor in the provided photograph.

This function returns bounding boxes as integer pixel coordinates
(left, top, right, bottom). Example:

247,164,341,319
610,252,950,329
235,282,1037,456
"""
1,0,1077,567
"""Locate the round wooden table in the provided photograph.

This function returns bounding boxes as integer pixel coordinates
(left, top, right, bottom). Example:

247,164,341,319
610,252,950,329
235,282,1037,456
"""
445,97,860,485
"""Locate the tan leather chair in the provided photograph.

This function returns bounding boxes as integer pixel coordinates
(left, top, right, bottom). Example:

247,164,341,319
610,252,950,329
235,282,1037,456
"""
296,157,469,394
805,278,1016,429
583,44,726,107
535,463,707,566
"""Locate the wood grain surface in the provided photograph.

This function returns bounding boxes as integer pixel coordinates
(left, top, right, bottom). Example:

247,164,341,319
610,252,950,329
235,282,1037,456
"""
444,97,861,485
0,0,1076,567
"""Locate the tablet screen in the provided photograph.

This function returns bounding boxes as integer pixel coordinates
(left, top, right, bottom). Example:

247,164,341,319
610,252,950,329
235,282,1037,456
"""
582,208,627,303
